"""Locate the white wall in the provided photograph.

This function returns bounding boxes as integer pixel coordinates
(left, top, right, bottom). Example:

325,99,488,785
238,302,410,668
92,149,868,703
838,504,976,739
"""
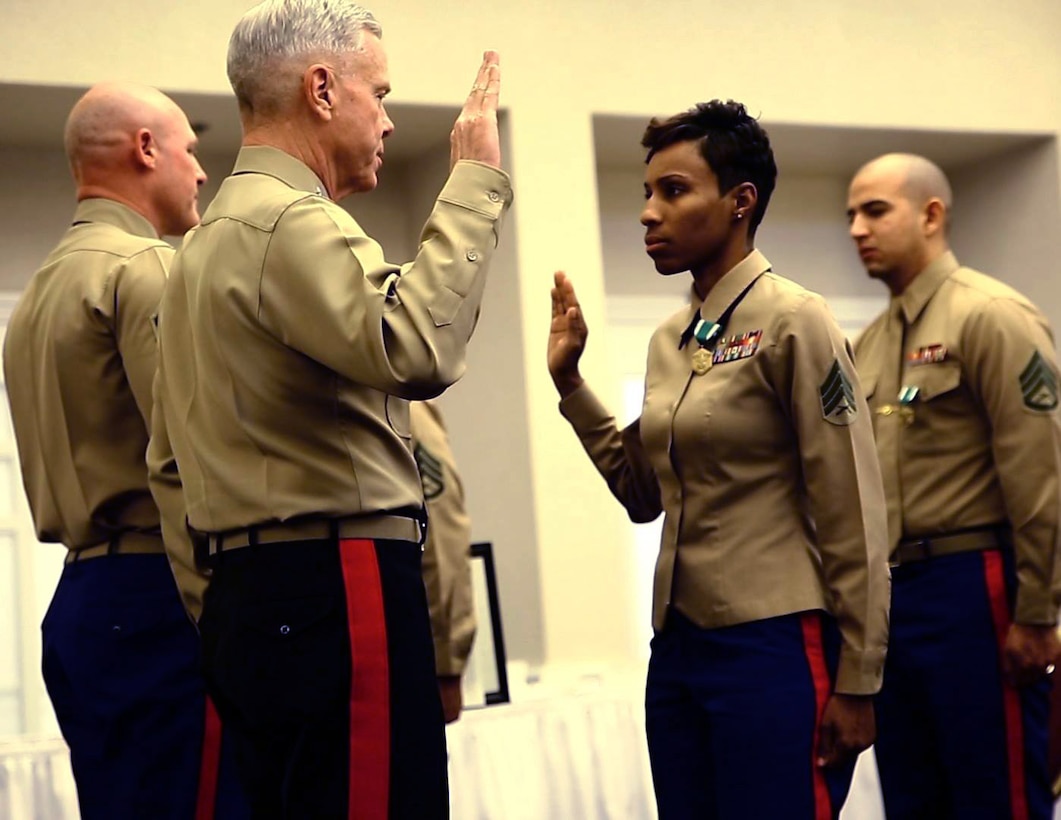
2,0,1061,674
950,139,1061,329
0,149,82,291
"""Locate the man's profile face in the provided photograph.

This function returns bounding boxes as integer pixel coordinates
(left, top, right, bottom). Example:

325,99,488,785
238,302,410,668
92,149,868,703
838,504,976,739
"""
153,108,207,236
846,167,925,286
330,34,395,196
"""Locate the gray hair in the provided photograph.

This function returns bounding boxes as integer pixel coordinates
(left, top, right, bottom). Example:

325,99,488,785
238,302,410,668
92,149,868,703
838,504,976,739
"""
227,0,382,116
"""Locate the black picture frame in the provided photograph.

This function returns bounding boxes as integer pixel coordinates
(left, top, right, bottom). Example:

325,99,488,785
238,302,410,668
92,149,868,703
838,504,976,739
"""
464,541,510,707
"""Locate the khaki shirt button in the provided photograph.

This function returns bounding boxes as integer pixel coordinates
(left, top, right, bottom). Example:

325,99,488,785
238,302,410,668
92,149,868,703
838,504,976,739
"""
466,250,480,262
487,191,501,203
314,186,323,196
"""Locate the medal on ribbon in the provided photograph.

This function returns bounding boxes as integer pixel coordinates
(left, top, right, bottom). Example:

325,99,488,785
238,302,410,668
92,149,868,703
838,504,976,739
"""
689,319,721,376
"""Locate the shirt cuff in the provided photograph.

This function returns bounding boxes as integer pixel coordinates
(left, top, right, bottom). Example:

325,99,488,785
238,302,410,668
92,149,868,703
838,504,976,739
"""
834,646,886,695
1015,587,1060,626
433,635,474,676
440,161,513,219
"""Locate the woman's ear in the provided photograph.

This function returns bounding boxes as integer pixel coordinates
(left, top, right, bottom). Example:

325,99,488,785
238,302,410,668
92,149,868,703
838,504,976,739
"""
732,182,758,223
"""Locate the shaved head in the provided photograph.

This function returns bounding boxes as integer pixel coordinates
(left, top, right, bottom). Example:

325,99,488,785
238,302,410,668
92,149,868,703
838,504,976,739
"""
64,83,186,176
847,153,953,295
854,153,952,214
63,82,207,237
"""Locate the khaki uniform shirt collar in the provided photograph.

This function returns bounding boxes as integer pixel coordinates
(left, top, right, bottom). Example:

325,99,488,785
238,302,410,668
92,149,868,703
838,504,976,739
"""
233,145,328,197
697,248,772,320
72,198,159,239
897,250,959,324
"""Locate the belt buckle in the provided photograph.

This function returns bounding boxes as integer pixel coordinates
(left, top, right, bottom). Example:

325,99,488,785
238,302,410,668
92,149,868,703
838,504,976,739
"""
908,537,932,563
891,537,931,567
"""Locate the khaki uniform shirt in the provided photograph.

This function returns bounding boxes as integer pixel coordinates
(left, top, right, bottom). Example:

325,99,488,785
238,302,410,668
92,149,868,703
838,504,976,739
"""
149,146,511,619
560,250,890,694
854,251,1061,625
3,199,169,553
411,400,476,676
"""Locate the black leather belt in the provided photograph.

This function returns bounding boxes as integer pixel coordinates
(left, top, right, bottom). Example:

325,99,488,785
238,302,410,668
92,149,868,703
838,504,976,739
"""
65,531,166,564
200,510,426,561
891,525,1009,567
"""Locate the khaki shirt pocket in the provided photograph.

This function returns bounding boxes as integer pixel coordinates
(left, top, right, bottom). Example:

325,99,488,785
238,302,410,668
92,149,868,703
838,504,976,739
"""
912,361,962,401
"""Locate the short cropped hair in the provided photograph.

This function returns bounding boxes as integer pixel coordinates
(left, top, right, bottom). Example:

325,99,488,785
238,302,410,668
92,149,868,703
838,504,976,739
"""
642,100,777,234
227,0,382,116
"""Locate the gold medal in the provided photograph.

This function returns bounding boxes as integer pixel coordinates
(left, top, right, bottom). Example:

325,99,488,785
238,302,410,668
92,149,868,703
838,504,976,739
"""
691,348,712,375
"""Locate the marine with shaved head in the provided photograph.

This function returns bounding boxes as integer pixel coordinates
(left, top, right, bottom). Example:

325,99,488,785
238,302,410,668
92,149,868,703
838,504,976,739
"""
2,83,246,819
848,152,1061,818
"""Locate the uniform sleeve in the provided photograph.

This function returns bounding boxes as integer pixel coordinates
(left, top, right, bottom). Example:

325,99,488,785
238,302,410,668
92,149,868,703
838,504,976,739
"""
963,299,1061,624
259,161,512,400
411,401,476,675
771,295,891,694
147,358,207,623
558,382,662,523
112,245,174,428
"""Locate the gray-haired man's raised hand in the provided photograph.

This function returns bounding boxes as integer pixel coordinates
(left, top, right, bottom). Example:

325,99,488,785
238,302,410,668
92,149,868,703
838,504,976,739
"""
450,51,501,169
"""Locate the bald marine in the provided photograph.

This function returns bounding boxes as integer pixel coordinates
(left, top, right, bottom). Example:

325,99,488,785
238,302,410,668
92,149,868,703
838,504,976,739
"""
64,82,206,236
0,81,248,816
845,152,1061,819
846,152,953,295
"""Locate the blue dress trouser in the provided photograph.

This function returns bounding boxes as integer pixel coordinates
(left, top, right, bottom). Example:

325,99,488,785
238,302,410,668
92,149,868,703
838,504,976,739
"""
646,608,855,820
41,553,247,820
198,537,448,820
874,547,1052,819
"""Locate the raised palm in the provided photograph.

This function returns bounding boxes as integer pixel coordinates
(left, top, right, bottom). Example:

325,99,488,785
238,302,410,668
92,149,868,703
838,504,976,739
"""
548,271,588,382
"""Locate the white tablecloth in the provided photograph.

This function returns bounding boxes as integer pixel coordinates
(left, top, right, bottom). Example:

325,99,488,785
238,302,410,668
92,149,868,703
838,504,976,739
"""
0,735,77,820
449,680,886,820
4,685,1058,819
449,692,657,819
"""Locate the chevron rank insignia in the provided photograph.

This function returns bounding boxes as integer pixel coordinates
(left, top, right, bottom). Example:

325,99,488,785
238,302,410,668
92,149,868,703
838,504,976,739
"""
1019,351,1059,411
414,443,445,499
820,360,858,425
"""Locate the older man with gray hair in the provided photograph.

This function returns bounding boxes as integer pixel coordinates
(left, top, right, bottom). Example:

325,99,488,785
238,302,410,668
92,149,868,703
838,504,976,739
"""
147,1,511,817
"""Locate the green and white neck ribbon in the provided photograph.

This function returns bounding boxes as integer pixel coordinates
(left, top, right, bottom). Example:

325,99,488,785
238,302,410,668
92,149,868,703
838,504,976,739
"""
898,385,920,405
693,319,722,348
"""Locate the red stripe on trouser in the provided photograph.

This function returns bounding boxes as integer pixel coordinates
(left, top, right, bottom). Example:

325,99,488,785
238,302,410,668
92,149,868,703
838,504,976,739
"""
800,612,833,820
983,549,1030,820
193,696,223,820
339,538,391,820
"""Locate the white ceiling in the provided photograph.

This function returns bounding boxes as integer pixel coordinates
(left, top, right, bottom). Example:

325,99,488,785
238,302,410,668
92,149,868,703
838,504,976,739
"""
1,82,1051,177
0,82,457,161
593,112,1051,177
